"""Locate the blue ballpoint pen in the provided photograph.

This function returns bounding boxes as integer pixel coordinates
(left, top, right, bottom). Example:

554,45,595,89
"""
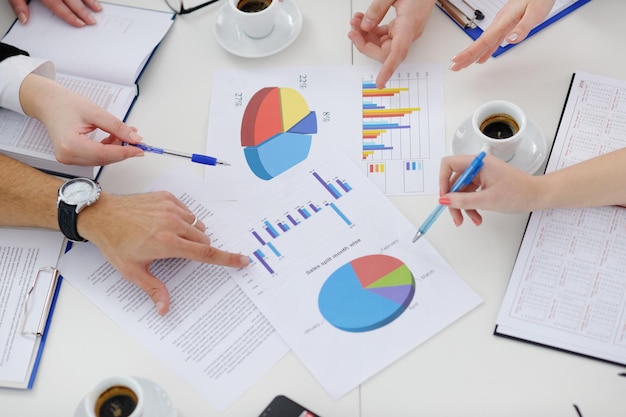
412,151,486,242
126,143,231,166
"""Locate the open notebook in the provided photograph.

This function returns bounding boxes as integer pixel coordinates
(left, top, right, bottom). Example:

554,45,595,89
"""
0,1,174,178
495,71,626,366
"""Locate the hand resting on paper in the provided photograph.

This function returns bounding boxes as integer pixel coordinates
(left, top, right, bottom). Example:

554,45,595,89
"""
0,155,250,316
77,191,251,316
8,0,102,27
437,150,626,228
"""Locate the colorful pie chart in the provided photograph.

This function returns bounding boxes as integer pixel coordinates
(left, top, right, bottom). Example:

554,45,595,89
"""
241,87,317,180
318,254,415,332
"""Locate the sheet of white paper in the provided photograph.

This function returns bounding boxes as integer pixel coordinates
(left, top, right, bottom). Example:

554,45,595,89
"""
0,229,65,388
58,169,289,411
2,1,174,85
204,63,445,199
495,72,626,365
206,150,483,398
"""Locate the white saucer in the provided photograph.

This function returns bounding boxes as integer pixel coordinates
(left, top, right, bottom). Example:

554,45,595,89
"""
451,117,548,174
214,0,302,58
73,377,176,417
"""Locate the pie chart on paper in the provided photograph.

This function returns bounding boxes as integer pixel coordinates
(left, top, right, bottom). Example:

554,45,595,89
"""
318,254,415,332
241,87,317,180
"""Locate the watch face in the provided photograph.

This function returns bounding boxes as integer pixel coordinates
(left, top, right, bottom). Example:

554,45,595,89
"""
61,178,98,205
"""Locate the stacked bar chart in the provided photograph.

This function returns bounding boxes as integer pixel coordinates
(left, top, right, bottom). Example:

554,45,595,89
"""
361,69,443,195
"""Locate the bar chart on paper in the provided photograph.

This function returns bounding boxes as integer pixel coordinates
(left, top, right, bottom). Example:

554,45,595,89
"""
361,65,445,196
224,163,359,287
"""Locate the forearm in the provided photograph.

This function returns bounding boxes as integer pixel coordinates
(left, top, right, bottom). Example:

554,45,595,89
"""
19,72,65,120
532,148,626,210
0,153,62,228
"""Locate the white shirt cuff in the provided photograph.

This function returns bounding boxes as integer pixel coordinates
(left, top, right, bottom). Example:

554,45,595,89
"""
0,55,55,114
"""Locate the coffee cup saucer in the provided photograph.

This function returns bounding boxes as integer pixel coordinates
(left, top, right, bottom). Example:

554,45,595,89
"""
450,117,548,174
214,0,302,58
73,376,176,417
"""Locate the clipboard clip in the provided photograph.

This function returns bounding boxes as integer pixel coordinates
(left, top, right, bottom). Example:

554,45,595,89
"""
437,0,479,29
21,266,59,337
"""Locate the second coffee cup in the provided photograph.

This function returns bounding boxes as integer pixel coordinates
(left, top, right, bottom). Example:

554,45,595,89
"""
471,100,527,162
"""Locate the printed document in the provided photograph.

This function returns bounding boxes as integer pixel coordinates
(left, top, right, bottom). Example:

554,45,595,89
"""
57,170,289,411
0,229,65,389
205,63,445,198
206,150,482,398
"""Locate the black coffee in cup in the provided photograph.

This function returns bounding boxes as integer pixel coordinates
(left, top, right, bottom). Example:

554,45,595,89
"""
95,385,138,417
237,0,272,13
480,113,519,139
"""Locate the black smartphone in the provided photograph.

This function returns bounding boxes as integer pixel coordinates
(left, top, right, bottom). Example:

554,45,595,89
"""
258,395,321,417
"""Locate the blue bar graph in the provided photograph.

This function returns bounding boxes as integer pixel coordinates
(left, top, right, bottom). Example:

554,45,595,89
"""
247,168,360,275
328,202,352,226
264,220,279,238
405,160,422,171
336,179,351,193
252,230,265,245
363,122,410,130
364,143,393,151
312,172,341,198
312,171,353,200
298,207,310,219
363,102,384,109
267,242,281,257
253,249,274,274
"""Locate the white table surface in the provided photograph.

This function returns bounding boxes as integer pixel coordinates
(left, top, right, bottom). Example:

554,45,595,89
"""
1,0,625,416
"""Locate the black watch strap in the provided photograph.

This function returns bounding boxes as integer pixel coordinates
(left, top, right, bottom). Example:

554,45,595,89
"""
57,200,87,242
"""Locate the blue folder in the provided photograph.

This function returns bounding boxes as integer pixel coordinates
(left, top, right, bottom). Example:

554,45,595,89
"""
438,0,592,57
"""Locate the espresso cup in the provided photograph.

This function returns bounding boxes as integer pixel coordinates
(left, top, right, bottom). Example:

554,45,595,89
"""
471,100,527,162
230,0,279,39
81,376,144,417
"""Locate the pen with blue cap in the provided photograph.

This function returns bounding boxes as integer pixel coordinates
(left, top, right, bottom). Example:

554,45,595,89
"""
412,151,486,242
127,143,231,166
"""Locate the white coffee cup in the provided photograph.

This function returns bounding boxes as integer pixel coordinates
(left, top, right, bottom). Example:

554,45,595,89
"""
471,100,527,162
80,376,144,417
229,0,280,39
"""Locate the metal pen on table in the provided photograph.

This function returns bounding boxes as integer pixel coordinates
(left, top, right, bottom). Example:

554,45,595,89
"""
412,151,486,242
126,143,230,166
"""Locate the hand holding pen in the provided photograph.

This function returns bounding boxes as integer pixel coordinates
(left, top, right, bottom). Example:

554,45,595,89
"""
125,143,230,166
413,151,486,242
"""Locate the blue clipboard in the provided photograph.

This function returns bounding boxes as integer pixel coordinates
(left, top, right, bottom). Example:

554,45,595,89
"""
437,0,592,57
24,240,72,389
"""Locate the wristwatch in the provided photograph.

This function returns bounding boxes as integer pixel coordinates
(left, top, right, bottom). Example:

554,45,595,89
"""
57,178,101,242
